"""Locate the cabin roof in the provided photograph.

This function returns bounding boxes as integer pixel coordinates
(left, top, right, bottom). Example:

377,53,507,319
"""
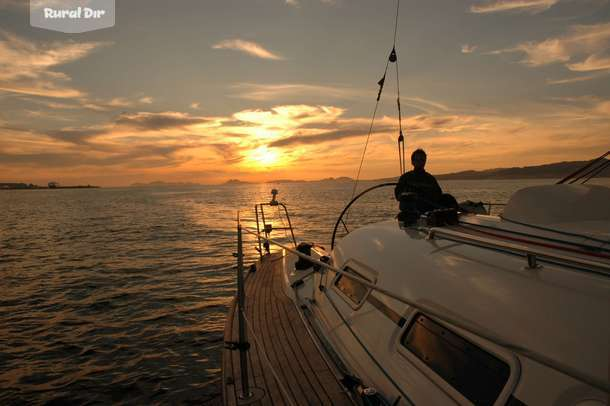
332,215,610,387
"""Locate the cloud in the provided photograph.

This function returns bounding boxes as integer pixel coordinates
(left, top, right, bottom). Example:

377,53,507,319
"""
461,44,478,54
190,102,201,110
490,22,610,81
20,95,155,112
545,72,608,84
469,0,559,14
401,97,451,113
0,31,109,98
82,96,154,111
2,101,608,185
46,127,107,144
284,0,337,7
536,96,610,120
116,111,210,130
268,125,392,147
566,52,610,71
230,82,364,101
212,39,284,60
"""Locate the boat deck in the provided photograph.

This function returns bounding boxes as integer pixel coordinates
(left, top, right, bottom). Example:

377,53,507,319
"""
223,251,352,405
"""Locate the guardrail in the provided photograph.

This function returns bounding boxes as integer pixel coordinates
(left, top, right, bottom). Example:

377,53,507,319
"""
425,227,610,276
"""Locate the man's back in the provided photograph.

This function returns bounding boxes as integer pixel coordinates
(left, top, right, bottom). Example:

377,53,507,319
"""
394,169,442,206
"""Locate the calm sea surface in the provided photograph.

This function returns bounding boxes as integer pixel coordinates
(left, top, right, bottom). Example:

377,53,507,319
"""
1,178,609,404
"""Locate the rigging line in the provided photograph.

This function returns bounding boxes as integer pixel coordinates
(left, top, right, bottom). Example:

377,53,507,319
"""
392,0,400,47
582,159,610,184
348,0,401,218
569,158,609,184
557,150,608,184
349,79,385,194
346,61,390,225
395,49,405,176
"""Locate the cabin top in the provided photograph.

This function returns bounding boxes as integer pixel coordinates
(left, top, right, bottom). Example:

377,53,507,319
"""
332,211,610,387
502,184,610,236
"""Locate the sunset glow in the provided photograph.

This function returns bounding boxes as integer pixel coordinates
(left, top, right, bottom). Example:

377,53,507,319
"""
247,146,281,168
0,1,608,186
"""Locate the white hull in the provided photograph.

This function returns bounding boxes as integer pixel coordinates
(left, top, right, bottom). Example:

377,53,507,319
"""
276,184,610,405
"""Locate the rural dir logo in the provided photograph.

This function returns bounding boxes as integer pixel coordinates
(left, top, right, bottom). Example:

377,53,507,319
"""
30,0,115,33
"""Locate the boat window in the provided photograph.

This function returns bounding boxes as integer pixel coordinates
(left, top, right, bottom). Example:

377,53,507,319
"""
401,314,510,406
334,267,371,306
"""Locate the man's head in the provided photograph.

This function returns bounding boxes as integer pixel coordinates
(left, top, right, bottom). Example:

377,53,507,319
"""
411,148,427,171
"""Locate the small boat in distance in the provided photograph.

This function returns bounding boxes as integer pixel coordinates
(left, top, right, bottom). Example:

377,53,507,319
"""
222,153,610,405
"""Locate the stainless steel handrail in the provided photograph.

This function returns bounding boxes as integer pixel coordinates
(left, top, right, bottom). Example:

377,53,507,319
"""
235,213,252,400
255,201,297,259
241,226,610,393
425,227,610,276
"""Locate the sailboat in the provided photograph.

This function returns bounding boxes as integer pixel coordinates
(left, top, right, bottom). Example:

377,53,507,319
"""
221,0,610,403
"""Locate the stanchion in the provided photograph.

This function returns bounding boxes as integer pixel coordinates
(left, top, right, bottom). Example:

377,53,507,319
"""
236,218,252,400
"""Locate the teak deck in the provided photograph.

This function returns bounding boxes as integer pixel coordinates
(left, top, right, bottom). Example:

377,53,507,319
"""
222,252,352,405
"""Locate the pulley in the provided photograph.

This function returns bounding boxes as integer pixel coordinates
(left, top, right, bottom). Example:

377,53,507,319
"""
389,47,397,62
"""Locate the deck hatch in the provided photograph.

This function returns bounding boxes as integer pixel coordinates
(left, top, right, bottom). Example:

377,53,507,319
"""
334,266,371,306
401,314,510,406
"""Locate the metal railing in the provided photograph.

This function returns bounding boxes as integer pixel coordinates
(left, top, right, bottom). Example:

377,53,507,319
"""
228,212,298,404
425,227,610,276
239,225,610,393
234,215,251,400
254,197,297,259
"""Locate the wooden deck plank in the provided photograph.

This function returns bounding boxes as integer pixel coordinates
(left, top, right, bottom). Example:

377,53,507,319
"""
270,262,329,404
249,262,282,404
223,251,353,406
249,254,292,404
267,276,316,405
278,298,336,400
259,256,300,403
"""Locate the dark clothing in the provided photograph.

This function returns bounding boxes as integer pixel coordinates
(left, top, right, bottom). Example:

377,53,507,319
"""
395,169,443,212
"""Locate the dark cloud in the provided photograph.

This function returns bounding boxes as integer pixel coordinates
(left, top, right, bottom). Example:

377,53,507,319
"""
209,143,244,164
116,112,209,130
46,128,106,144
269,125,393,148
0,144,191,168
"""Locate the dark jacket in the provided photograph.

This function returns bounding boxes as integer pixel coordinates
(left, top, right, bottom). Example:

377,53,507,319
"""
394,169,443,208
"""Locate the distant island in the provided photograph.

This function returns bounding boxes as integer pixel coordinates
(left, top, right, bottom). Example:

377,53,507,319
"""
433,159,609,181
0,182,99,190
226,159,610,184
222,179,251,185
130,181,203,188
125,159,609,187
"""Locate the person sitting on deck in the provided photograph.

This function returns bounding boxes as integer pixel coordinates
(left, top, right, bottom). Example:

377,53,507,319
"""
395,149,448,214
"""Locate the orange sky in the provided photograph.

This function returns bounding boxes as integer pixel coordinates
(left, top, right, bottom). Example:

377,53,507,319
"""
1,0,609,186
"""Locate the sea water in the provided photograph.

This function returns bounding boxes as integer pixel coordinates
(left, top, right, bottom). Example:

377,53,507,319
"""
1,178,608,404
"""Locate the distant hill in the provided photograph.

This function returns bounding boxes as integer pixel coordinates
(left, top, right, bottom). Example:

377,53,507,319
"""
434,159,609,180
130,181,202,188
316,177,353,183
130,159,609,187
222,179,252,185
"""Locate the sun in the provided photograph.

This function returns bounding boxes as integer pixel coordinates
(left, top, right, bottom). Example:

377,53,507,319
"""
248,146,280,167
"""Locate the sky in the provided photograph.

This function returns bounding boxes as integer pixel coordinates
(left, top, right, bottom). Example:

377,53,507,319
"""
0,0,609,186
